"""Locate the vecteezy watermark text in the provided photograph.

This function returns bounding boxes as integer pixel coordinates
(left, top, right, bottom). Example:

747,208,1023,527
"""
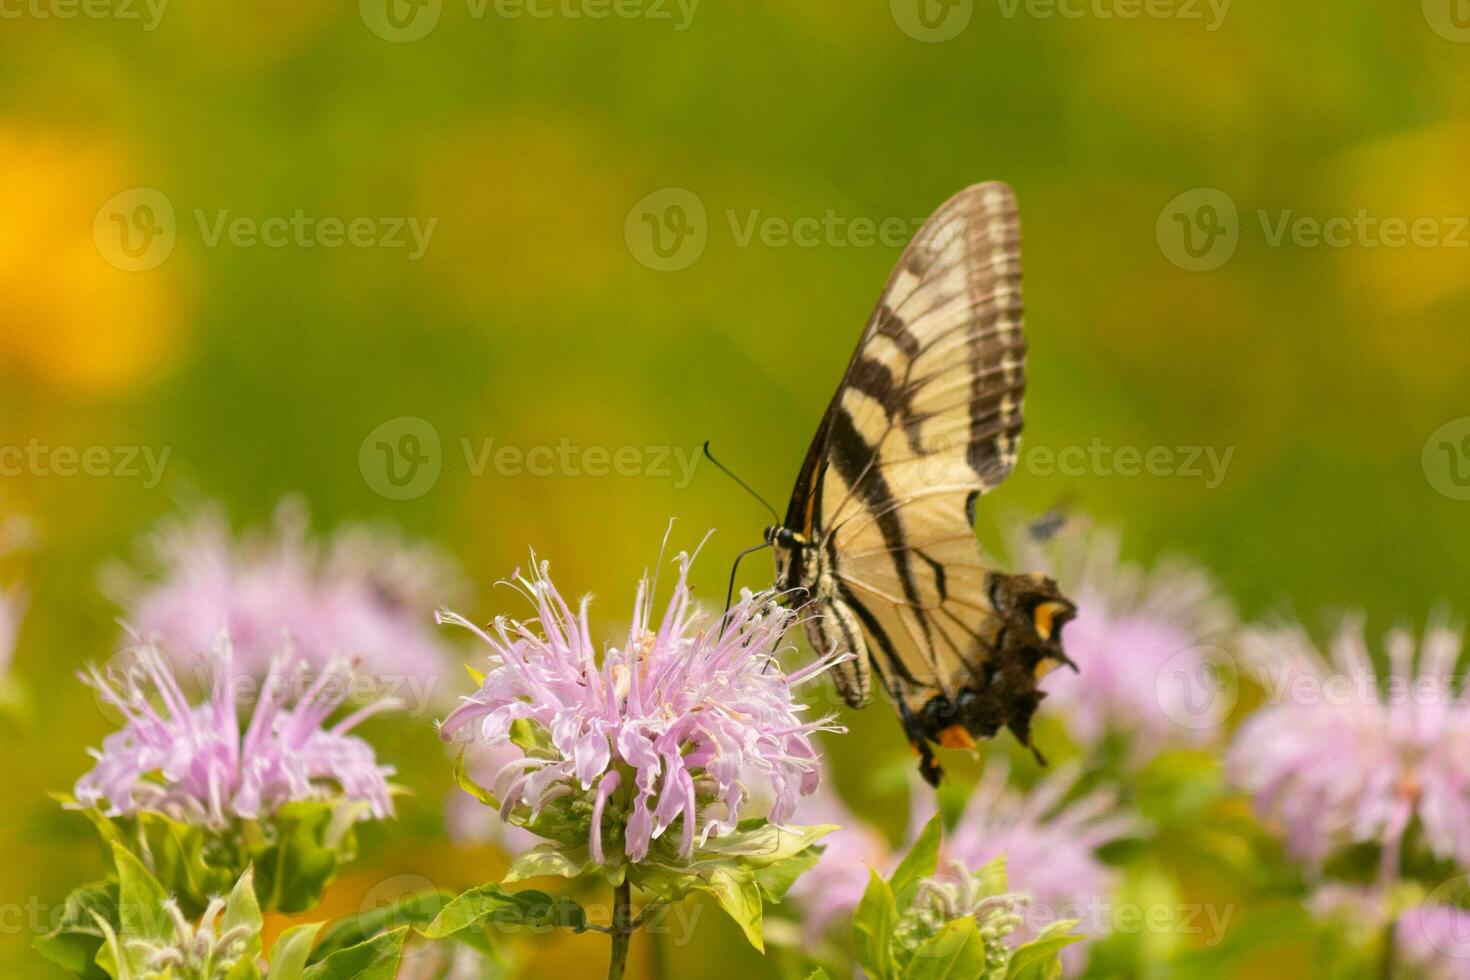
993,0,1230,30
359,0,698,43
0,0,166,29
195,210,436,258
1157,187,1470,271
93,188,436,271
889,0,1228,43
0,440,170,488
1022,440,1234,488
359,417,702,500
623,187,929,272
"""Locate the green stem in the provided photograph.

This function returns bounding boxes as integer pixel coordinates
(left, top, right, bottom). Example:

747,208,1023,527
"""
607,879,633,980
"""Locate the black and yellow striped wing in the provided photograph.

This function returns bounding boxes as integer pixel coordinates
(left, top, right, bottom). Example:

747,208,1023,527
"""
778,183,1075,784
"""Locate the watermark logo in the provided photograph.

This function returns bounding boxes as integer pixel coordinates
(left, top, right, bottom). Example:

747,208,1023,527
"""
95,189,435,268
359,424,703,500
625,188,707,271
1423,0,1470,42
94,188,176,272
360,417,443,501
360,0,442,42
1160,187,1470,270
1156,187,1238,272
624,189,933,271
1155,645,1238,732
891,0,973,41
1424,417,1470,501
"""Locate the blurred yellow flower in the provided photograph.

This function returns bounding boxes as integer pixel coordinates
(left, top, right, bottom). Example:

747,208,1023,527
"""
0,125,186,392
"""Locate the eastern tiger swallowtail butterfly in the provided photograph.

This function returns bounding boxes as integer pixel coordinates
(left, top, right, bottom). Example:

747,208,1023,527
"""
764,182,1077,786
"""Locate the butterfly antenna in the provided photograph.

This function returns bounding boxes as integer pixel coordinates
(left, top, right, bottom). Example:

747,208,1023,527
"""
703,441,780,524
724,541,772,615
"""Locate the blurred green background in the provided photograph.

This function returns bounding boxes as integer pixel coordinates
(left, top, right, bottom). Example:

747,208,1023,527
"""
3,0,1469,975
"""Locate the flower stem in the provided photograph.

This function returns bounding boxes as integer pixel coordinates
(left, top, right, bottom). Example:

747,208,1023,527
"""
607,879,633,980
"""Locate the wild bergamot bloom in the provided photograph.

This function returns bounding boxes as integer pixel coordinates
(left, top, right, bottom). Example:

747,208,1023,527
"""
1012,518,1235,760
106,499,464,690
892,865,1031,977
74,639,396,828
948,761,1137,972
1229,615,1470,882
438,544,846,867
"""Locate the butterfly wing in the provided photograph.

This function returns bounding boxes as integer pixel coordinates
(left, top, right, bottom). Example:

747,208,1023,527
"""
787,183,1073,781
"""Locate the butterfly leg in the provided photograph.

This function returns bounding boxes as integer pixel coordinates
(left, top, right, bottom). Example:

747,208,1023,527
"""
897,697,944,787
808,598,871,708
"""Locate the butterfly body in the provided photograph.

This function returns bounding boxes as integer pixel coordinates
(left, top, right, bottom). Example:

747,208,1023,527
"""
768,182,1076,785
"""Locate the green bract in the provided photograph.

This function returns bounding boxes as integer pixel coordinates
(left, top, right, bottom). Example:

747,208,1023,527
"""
35,845,412,980
850,816,1084,980
60,797,367,916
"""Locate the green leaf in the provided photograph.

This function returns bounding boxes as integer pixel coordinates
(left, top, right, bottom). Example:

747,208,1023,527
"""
32,881,117,979
890,814,942,912
453,747,500,809
804,971,835,980
310,889,450,961
502,844,590,883
221,868,264,961
1006,920,1082,980
905,916,985,980
701,864,766,952
224,958,264,980
266,923,325,980
753,846,822,904
698,821,838,868
508,718,552,754
421,883,588,941
69,801,361,917
301,926,408,980
90,912,129,980
110,843,169,944
254,801,362,914
852,869,899,980
973,854,1009,898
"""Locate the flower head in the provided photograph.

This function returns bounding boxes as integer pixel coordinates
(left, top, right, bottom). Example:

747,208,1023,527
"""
1011,519,1235,758
893,863,1032,979
438,544,845,865
124,896,256,979
948,761,1136,971
949,761,1134,923
108,499,464,687
790,759,1131,975
74,638,396,828
786,768,923,942
1398,903,1470,978
1228,616,1470,880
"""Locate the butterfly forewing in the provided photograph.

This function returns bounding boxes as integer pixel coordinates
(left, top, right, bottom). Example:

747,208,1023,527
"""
821,183,1023,681
778,183,1071,784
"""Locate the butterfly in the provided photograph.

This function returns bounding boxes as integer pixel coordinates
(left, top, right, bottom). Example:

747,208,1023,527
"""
764,182,1077,786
